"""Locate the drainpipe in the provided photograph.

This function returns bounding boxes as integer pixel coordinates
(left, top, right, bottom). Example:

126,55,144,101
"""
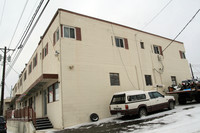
58,10,65,129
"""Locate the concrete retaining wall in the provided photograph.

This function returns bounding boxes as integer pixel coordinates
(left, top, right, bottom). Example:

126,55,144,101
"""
7,120,35,133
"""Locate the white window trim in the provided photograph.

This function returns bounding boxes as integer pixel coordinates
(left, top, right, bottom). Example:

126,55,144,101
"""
63,25,76,39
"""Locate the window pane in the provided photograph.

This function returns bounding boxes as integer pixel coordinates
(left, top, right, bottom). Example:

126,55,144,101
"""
145,75,152,86
64,27,70,38
115,38,120,47
48,86,53,103
110,73,120,86
54,83,59,101
111,94,125,104
119,39,124,47
70,28,75,38
154,46,159,54
56,30,59,41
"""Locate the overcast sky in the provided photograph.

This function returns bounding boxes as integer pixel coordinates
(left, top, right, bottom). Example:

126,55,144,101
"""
0,0,200,98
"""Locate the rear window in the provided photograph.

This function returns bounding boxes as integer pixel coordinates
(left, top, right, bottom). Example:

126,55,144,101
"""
127,94,146,102
0,117,5,122
110,94,125,104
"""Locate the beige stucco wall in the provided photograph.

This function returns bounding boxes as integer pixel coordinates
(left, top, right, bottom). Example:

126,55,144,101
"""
58,10,191,127
10,9,191,129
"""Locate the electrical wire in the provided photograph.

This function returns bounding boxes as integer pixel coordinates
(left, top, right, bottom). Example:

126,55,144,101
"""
6,0,45,76
141,0,173,30
162,9,200,53
0,0,6,26
6,0,50,78
8,0,30,49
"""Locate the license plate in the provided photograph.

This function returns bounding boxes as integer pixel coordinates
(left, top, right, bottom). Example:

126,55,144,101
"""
114,108,122,110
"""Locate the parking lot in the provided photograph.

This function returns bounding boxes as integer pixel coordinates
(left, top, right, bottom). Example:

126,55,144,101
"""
56,103,200,133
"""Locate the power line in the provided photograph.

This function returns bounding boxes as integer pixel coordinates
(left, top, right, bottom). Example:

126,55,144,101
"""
142,0,173,30
8,0,30,49
162,9,200,53
6,0,50,78
0,0,6,26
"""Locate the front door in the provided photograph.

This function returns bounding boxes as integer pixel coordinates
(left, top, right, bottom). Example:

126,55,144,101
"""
43,90,47,116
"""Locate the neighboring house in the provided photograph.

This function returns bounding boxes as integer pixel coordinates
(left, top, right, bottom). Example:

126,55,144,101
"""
8,9,191,129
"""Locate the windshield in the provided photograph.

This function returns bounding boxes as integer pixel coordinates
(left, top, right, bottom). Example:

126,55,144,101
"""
110,94,125,104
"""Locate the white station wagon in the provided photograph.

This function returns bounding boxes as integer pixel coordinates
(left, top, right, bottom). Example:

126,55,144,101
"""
109,90,175,117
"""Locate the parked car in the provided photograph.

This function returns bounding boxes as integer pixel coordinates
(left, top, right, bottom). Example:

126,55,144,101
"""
0,116,7,133
109,90,175,117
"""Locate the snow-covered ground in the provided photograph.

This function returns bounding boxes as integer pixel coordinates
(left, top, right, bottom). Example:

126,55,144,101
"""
61,103,200,133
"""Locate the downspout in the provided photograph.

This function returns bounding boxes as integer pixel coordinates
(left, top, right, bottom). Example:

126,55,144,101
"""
58,10,65,129
134,34,145,90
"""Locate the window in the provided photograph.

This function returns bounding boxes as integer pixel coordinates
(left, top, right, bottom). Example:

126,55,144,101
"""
64,26,75,38
127,94,146,102
179,51,186,59
110,94,125,104
171,76,177,86
20,78,22,86
48,86,53,103
33,54,37,68
110,73,120,86
61,25,82,41
53,28,59,45
115,37,124,48
48,82,59,103
140,42,144,49
28,62,32,74
42,43,48,59
148,92,163,99
24,71,27,81
145,75,152,86
115,37,129,49
153,45,163,55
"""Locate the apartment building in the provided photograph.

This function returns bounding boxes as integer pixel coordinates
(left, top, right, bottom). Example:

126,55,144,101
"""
9,9,191,129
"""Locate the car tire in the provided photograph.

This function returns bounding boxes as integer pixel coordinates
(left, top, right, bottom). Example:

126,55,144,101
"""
168,101,175,110
90,113,99,122
139,108,147,118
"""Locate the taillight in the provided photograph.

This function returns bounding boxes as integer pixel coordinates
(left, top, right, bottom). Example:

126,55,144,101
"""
125,105,129,110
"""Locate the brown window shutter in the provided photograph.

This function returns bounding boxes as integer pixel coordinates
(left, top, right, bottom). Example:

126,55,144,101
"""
61,25,63,37
76,27,82,41
159,46,163,55
124,38,129,49
53,32,55,45
179,51,183,59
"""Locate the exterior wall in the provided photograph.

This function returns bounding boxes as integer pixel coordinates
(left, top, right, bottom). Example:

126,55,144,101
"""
9,9,191,129
7,120,35,133
58,10,191,127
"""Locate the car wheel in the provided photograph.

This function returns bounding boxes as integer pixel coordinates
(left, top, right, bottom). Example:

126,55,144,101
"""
139,108,147,118
90,113,99,122
168,101,175,110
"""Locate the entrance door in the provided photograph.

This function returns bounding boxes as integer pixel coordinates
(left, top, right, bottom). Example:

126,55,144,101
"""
43,90,47,116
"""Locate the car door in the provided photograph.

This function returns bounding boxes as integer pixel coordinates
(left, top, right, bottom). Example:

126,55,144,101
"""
148,92,167,111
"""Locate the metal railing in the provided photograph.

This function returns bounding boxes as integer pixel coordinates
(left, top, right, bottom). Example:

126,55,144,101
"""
6,106,36,125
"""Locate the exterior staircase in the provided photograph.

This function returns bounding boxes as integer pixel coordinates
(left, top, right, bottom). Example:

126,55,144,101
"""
34,117,53,130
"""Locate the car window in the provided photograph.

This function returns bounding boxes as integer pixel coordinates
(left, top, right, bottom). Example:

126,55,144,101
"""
110,94,125,104
148,92,163,99
0,117,5,122
127,94,146,102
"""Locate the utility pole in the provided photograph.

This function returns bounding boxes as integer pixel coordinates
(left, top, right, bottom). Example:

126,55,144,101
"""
0,47,14,116
0,47,7,116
